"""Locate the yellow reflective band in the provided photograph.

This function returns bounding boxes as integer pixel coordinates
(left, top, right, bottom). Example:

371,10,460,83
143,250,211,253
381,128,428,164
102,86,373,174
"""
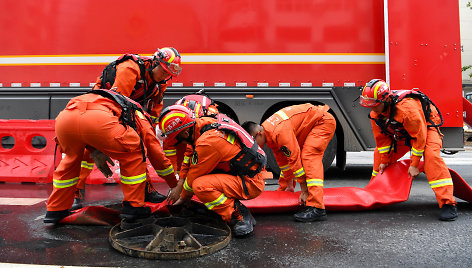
227,134,235,144
378,145,390,154
53,177,79,188
183,156,190,164
136,110,144,119
183,178,193,192
161,113,185,131
275,110,289,120
411,147,424,157
372,170,379,177
280,172,284,178
429,178,453,189
306,179,324,187
293,167,305,177
164,149,177,156
81,161,94,169
167,50,175,63
373,82,382,99
120,173,146,185
157,165,174,176
204,193,228,210
280,165,290,171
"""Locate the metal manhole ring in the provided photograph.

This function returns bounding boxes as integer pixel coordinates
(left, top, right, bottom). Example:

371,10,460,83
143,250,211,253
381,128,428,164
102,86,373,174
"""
109,215,231,260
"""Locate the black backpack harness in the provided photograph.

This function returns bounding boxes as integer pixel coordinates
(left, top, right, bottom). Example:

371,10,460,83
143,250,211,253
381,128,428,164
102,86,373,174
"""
200,114,267,195
369,89,443,154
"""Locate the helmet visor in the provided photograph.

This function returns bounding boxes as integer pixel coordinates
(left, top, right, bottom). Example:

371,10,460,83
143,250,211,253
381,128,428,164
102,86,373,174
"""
359,96,381,107
160,61,182,76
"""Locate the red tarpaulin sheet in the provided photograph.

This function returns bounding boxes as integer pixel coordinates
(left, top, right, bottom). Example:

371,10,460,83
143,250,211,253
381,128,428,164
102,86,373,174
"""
61,160,472,225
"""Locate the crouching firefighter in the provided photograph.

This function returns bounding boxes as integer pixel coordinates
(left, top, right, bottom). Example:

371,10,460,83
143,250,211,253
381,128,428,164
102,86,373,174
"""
159,105,267,237
359,79,458,221
72,47,182,209
44,89,178,228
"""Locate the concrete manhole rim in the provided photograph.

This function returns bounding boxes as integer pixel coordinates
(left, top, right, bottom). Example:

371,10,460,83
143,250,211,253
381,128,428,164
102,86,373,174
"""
109,215,231,260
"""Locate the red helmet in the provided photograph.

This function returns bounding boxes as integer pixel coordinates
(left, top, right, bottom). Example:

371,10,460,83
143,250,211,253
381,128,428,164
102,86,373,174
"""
359,79,391,107
154,47,182,76
158,105,195,145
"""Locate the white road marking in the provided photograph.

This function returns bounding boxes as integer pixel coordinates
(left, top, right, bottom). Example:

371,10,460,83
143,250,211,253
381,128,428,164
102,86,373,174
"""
0,263,117,268
0,198,46,206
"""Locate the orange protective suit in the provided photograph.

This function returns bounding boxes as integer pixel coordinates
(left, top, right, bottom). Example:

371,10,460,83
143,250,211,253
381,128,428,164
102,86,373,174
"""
180,119,266,222
262,103,336,209
370,98,455,207
76,59,169,188
46,93,177,211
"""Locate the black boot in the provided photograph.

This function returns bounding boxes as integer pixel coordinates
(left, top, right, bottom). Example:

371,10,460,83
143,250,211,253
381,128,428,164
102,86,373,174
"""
439,204,458,221
144,181,167,203
229,200,256,238
120,201,154,230
71,188,85,211
293,206,327,222
44,209,71,224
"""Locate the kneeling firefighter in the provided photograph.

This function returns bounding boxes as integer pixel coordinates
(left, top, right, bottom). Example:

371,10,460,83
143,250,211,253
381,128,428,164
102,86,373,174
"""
159,105,267,237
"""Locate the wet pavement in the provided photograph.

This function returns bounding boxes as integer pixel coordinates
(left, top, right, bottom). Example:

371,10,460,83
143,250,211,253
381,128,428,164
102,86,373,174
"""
1,151,472,267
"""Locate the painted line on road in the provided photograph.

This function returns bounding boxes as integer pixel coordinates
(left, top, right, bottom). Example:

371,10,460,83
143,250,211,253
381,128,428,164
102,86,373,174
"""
0,197,46,206
0,263,117,268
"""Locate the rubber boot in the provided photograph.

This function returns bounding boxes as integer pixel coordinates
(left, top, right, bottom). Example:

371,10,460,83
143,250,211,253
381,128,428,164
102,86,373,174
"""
229,200,256,238
120,201,154,230
293,206,327,222
71,187,85,211
439,204,458,221
144,181,167,203
44,209,71,224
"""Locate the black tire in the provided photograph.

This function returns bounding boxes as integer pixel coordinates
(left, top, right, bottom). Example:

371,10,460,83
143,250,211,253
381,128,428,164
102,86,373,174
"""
322,132,337,172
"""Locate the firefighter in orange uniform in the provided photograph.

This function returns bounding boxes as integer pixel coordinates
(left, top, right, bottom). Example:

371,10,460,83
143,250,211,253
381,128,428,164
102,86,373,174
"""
359,79,458,221
242,103,336,222
44,90,178,226
161,91,219,173
159,105,266,237
72,47,182,209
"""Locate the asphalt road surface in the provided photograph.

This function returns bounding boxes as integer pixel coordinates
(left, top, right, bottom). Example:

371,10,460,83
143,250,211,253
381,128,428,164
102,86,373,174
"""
1,151,471,267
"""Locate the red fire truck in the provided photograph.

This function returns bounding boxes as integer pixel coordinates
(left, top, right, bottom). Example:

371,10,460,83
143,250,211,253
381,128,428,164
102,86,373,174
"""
0,0,467,173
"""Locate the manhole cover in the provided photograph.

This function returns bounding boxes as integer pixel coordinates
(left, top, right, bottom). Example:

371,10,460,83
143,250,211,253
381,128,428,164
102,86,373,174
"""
109,215,231,260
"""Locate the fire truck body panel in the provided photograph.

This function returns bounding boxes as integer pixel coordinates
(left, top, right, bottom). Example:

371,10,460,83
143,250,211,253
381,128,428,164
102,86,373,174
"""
0,0,464,166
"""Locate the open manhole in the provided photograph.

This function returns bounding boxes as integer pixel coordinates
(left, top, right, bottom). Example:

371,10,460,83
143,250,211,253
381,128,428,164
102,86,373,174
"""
109,215,231,260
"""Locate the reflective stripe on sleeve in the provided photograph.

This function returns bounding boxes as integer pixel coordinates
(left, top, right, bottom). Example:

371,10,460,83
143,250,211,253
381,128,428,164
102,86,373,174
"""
372,170,379,177
81,161,94,170
164,149,177,156
378,145,390,154
183,178,193,192
429,178,453,188
306,179,323,187
293,167,305,177
204,193,228,210
53,177,79,188
120,173,146,184
411,147,424,157
280,165,289,172
275,110,289,120
157,165,174,176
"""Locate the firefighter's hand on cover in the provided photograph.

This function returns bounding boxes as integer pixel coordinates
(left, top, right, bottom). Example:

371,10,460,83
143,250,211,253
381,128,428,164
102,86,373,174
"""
299,190,309,206
167,179,184,205
379,163,389,174
90,150,114,178
172,196,190,206
408,165,420,179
